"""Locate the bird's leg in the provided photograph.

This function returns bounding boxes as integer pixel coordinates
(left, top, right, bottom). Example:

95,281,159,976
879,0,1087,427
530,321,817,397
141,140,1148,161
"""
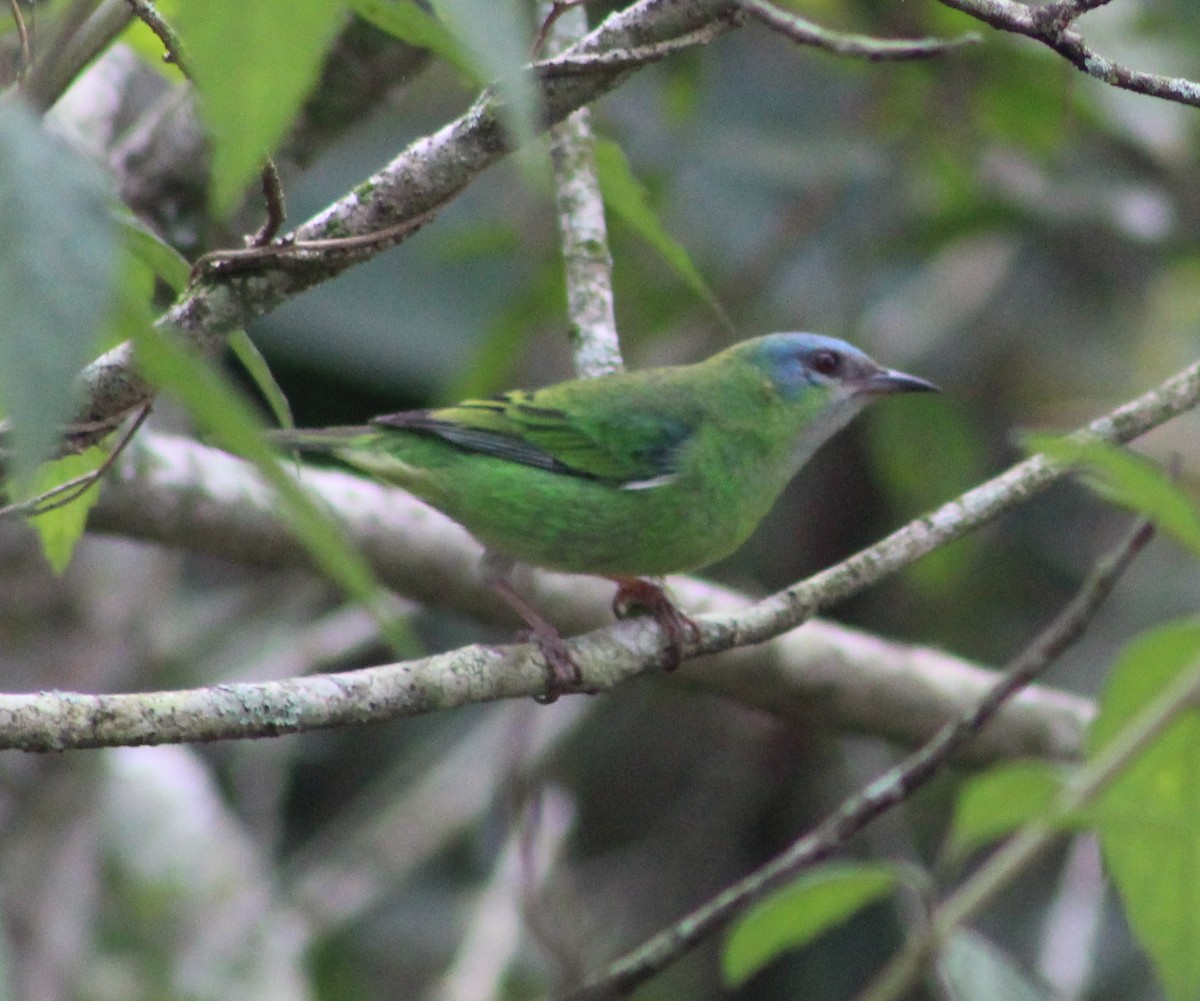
607,576,699,671
484,561,580,704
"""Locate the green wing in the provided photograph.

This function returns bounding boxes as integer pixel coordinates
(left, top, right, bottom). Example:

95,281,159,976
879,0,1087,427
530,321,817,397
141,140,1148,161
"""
372,380,699,486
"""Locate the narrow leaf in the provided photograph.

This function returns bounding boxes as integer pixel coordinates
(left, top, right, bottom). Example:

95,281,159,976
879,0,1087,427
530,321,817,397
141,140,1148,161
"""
347,0,475,78
230,329,294,429
948,762,1065,859
1088,619,1200,1001
0,101,118,480
22,447,110,574
115,213,191,293
429,0,536,151
1026,434,1200,557
723,863,898,986
133,326,415,653
595,138,726,322
937,929,1055,1001
174,0,346,217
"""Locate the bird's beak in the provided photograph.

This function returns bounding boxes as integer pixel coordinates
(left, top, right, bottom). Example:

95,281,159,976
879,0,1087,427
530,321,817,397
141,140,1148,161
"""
860,367,940,395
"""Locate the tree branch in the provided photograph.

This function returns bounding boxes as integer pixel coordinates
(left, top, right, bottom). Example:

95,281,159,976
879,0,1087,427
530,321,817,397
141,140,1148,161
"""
546,4,623,378
65,0,743,441
556,514,1153,1001
0,352,1174,753
938,0,1200,107
743,0,980,61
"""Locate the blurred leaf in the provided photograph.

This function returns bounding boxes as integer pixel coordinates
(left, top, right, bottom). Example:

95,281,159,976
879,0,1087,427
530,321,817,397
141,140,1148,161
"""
937,928,1055,1001
231,329,295,429
0,100,118,482
429,0,535,150
1088,618,1200,1001
975,50,1070,157
100,249,158,353
595,138,727,322
722,862,898,986
174,0,346,217
447,259,563,400
947,762,1065,859
21,446,110,574
133,326,415,653
865,395,985,598
115,212,191,293
1026,434,1200,557
660,51,705,125
347,0,475,78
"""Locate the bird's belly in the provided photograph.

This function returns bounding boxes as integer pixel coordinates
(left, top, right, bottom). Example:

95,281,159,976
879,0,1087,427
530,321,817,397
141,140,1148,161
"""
425,466,760,577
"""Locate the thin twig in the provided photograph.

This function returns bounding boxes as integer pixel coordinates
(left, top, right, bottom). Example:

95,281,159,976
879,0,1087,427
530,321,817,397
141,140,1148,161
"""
123,0,188,73
856,649,1200,1001
0,404,151,519
532,0,591,59
938,0,1200,107
743,0,979,61
189,204,444,280
554,516,1154,1001
250,159,287,248
534,21,737,78
7,0,30,81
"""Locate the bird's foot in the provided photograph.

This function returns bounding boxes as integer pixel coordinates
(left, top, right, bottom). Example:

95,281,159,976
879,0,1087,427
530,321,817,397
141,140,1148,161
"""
608,577,699,671
515,625,582,705
489,576,580,703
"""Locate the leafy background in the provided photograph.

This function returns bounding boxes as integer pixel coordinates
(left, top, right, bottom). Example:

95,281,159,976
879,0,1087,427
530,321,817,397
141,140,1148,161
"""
0,0,1198,999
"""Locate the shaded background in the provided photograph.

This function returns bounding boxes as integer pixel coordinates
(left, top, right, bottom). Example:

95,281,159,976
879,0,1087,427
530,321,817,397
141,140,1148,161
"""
2,0,1199,998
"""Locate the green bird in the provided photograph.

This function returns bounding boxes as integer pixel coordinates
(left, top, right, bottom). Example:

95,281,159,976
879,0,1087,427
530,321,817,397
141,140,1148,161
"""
272,333,936,698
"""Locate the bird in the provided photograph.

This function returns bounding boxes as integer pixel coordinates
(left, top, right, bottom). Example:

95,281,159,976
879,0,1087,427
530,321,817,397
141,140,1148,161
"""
270,333,937,699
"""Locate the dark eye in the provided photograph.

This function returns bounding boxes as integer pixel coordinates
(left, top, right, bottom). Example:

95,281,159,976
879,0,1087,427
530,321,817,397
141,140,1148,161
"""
810,350,842,376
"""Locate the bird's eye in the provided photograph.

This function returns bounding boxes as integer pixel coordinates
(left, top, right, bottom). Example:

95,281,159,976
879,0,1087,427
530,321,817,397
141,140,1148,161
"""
810,350,842,376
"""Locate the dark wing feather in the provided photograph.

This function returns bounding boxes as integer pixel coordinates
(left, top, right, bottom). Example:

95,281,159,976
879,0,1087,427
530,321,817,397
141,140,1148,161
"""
372,383,698,485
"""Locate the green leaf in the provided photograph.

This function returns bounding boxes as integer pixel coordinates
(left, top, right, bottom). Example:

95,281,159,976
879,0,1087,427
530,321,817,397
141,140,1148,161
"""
100,250,158,353
133,326,415,653
722,863,898,986
1088,619,1200,1001
865,395,985,601
948,762,1065,859
347,0,475,78
1026,434,1200,557
21,447,110,574
429,0,536,151
0,100,118,481
595,139,727,323
230,329,294,429
174,0,346,218
115,212,191,293
937,929,1055,1001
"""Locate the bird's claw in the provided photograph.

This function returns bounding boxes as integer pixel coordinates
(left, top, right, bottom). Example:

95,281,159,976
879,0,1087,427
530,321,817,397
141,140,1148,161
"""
516,627,582,704
610,577,699,671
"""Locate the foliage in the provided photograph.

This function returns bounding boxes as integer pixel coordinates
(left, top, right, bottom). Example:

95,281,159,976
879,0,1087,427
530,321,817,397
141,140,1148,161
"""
0,0,1197,999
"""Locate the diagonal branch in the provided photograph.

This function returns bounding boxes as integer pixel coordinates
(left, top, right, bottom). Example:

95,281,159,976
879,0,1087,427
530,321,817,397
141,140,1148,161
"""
555,515,1154,1001
0,352,1192,753
938,0,1200,107
743,0,979,61
68,0,743,440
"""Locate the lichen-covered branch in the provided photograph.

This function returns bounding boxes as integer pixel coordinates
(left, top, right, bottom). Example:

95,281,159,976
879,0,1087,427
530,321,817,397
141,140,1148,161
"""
70,0,743,437
938,0,1200,107
546,4,623,378
4,352,1182,754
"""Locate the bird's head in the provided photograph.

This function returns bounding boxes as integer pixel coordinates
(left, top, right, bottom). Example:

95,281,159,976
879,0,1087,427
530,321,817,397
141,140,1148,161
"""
732,332,938,477
748,332,939,403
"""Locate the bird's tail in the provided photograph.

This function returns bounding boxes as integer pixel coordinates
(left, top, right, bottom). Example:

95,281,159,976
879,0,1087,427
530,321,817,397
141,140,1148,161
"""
266,425,376,453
